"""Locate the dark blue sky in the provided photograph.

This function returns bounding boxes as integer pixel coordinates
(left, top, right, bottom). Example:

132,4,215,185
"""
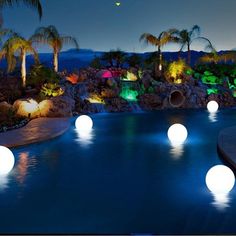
3,0,236,52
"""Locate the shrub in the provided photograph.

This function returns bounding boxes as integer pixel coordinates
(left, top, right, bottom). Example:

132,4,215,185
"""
40,83,64,97
165,59,190,84
28,64,59,88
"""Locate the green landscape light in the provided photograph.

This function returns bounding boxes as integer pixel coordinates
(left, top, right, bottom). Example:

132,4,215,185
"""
120,88,139,102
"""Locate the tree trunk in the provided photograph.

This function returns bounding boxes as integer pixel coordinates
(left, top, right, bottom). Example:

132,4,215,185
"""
21,50,26,88
158,46,162,72
53,51,58,72
187,43,191,65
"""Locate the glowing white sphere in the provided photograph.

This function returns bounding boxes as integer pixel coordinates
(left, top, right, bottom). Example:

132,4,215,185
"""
206,165,235,195
167,123,188,145
75,115,93,131
207,101,219,113
0,146,15,175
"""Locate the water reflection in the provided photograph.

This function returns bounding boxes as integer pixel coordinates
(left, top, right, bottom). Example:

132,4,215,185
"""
211,193,231,211
169,144,184,160
75,128,94,147
208,112,218,123
16,152,29,185
0,175,9,191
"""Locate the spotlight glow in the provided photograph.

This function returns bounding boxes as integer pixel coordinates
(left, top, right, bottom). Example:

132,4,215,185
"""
206,165,235,195
0,146,15,175
167,123,188,145
75,115,93,131
207,101,219,113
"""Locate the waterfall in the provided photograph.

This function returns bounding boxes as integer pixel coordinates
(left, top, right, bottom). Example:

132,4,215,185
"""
128,102,142,112
76,82,89,100
91,103,107,113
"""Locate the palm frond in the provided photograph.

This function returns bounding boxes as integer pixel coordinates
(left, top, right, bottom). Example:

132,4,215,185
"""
60,36,79,49
0,0,42,19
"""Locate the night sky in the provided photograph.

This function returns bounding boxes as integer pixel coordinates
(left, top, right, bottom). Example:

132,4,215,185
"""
3,0,236,53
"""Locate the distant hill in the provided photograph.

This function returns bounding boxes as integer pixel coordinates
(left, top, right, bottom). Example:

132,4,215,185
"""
0,49,234,72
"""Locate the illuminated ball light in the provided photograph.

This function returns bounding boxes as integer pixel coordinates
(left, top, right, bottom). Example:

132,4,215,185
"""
0,146,15,175
167,123,188,145
75,115,93,131
207,101,219,113
206,165,235,194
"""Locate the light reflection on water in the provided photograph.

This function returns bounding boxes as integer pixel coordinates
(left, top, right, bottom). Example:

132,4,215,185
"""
211,193,231,211
74,128,94,147
169,144,184,160
0,175,9,191
208,112,218,123
0,151,38,191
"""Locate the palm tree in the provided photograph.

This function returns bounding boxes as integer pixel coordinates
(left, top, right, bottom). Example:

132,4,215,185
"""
31,25,78,72
174,25,202,65
0,34,38,87
140,29,178,73
197,39,220,64
0,0,42,25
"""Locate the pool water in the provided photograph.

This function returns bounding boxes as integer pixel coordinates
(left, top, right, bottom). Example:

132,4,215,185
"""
1,109,236,234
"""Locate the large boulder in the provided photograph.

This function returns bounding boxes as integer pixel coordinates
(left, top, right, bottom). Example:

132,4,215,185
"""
0,92,5,102
105,98,131,112
13,98,40,118
0,101,14,114
39,96,75,117
139,93,163,110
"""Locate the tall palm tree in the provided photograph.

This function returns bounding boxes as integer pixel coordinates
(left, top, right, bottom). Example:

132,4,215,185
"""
0,34,38,87
0,0,42,25
31,25,79,72
174,25,202,65
140,29,178,73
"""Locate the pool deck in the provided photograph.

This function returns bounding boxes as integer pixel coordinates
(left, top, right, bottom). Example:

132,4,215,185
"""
218,126,236,168
0,117,70,148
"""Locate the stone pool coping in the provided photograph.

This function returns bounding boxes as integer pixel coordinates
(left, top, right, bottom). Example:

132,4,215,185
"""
0,117,70,148
218,126,236,169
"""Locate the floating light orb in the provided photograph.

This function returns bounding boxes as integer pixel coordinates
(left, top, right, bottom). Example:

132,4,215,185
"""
206,165,235,195
207,101,219,113
167,123,188,145
75,115,93,131
0,146,15,175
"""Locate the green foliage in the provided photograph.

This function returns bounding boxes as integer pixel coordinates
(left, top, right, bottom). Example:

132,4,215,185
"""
90,56,103,69
201,72,222,85
28,64,59,88
40,83,64,97
126,54,142,68
207,88,219,95
194,64,235,78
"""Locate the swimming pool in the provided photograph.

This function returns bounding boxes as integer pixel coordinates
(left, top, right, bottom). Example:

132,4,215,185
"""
1,109,236,234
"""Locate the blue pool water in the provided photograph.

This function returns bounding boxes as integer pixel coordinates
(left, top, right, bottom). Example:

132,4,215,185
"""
1,109,236,234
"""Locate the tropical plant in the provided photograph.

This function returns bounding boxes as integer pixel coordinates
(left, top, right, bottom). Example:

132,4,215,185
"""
31,25,78,72
126,53,142,68
140,29,178,73
0,0,42,25
40,83,64,97
90,56,103,69
28,63,59,88
101,49,126,68
0,34,39,87
174,25,214,65
174,25,201,64
165,59,190,84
